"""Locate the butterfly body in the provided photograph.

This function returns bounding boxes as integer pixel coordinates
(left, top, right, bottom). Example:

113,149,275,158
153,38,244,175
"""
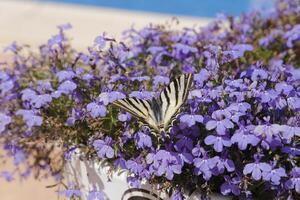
112,74,193,135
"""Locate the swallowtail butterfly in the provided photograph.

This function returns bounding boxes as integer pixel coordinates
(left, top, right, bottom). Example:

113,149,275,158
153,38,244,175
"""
112,74,193,135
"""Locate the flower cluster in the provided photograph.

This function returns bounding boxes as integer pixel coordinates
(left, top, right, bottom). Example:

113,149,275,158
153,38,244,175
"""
0,0,299,199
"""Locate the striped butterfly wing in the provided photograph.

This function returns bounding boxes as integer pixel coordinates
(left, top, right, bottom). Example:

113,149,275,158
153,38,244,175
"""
113,74,193,134
112,97,160,133
160,73,193,132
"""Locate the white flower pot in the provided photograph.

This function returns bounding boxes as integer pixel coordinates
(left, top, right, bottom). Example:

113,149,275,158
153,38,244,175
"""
65,155,231,200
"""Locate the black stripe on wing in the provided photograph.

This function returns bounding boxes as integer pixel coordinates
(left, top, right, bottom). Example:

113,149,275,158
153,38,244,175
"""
165,109,182,133
162,73,193,132
174,76,179,105
140,122,158,136
112,97,149,122
180,73,193,105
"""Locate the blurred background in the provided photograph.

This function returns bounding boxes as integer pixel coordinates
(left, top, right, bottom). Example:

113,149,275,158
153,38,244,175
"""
0,0,273,199
0,0,274,50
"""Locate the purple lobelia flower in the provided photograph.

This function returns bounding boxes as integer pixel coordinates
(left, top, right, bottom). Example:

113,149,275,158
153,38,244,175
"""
0,71,10,82
93,137,114,159
127,175,142,188
134,131,152,149
58,183,82,199
250,68,268,81
36,81,54,93
153,75,170,87
287,97,300,111
284,24,300,48
231,125,260,150
203,45,220,70
21,88,52,108
48,34,64,48
82,73,95,84
221,176,241,196
257,89,278,104
254,124,282,143
64,147,77,160
188,89,205,100
3,41,18,53
57,23,72,31
275,82,294,95
282,143,300,158
206,109,234,135
94,35,107,50
225,78,247,92
66,108,85,126
287,116,300,127
57,80,77,95
259,29,283,47
0,79,14,96
98,91,126,105
226,102,251,123
182,63,195,73
56,70,76,82
4,143,26,166
204,135,232,152
285,167,300,193
129,76,150,82
75,67,84,76
21,88,37,102
0,113,11,134
243,156,272,181
262,167,287,185
87,188,106,200
175,134,194,152
126,159,144,175
191,145,205,157
180,114,203,128
30,94,52,109
107,74,124,83
146,150,183,180
280,125,300,142
21,169,31,180
194,68,210,87
129,91,155,100
193,155,216,181
178,152,193,165
0,171,14,182
51,90,63,99
114,157,126,169
170,188,183,200
173,43,197,56
16,109,43,129
126,157,151,181
211,156,235,175
118,112,131,122
223,44,253,60
12,148,26,166
86,102,107,118
207,86,223,100
127,159,150,180
147,46,169,65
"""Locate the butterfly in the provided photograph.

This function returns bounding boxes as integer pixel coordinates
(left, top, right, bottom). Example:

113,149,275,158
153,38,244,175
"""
112,73,193,135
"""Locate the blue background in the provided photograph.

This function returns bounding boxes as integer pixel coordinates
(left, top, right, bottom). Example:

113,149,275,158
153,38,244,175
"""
43,0,273,18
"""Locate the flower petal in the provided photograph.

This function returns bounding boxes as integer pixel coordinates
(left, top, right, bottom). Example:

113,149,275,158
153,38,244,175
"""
206,120,217,130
